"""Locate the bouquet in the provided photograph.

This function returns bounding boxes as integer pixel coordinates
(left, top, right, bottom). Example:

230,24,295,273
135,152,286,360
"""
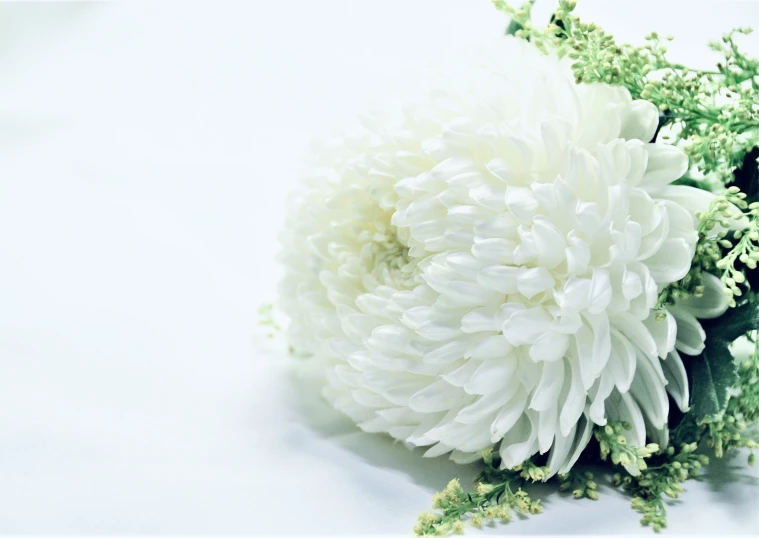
272,0,759,534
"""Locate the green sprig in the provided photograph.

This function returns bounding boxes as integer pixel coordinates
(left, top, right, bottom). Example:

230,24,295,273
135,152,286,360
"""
558,469,599,500
413,449,545,536
615,443,708,532
258,302,282,339
595,422,659,472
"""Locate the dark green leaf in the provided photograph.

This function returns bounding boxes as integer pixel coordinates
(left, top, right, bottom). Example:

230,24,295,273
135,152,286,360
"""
690,341,739,419
701,300,759,341
505,18,523,36
690,300,759,419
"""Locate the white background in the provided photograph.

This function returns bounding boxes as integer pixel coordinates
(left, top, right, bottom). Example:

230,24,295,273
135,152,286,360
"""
1,0,758,535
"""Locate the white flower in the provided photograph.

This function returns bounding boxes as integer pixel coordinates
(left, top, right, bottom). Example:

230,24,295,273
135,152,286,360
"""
278,37,727,475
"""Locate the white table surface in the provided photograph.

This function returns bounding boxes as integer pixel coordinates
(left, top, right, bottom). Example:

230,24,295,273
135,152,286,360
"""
1,1,758,535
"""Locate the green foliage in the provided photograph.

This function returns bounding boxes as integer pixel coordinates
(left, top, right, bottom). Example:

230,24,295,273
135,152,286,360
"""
413,449,545,536
692,301,759,418
257,302,282,339
691,345,739,419
701,338,759,458
715,198,759,305
558,469,599,500
614,442,708,532
595,422,659,471
622,337,759,532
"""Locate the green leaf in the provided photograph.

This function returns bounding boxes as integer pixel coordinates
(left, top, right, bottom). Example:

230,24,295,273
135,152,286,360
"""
702,300,759,342
690,342,739,419
505,18,523,36
690,300,759,419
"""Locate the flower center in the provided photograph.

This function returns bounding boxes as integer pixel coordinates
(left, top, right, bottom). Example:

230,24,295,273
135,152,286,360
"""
356,217,411,287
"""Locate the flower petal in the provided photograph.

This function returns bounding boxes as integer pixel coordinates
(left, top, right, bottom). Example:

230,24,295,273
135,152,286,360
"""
668,305,707,356
663,349,690,412
639,144,688,192
619,99,659,142
674,272,728,319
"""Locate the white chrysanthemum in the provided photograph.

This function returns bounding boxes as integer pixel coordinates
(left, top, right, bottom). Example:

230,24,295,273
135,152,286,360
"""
278,37,728,475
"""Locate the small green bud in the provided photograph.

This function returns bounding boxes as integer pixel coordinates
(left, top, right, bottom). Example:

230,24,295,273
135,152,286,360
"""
470,513,483,528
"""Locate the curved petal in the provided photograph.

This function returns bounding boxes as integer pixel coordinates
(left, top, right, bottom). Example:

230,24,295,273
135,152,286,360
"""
530,360,566,411
588,370,615,425
557,413,594,475
629,354,669,429
455,389,517,424
498,413,539,468
423,442,455,458
642,310,677,358
537,404,559,454
608,328,637,392
490,388,529,442
605,390,646,449
559,354,587,436
668,305,707,356
450,449,485,464
620,99,659,142
546,424,575,477
643,414,669,449
640,238,693,284
409,379,471,412
674,272,728,320
662,350,690,412
463,355,519,395
639,144,688,193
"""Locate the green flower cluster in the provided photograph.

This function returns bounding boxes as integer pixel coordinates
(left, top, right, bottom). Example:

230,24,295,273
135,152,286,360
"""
558,469,598,500
413,449,544,537
595,422,659,471
614,442,709,532
716,196,759,306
